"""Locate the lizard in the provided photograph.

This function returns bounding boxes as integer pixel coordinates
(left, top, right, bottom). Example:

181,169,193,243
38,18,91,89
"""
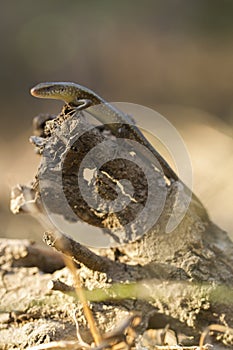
30,81,180,183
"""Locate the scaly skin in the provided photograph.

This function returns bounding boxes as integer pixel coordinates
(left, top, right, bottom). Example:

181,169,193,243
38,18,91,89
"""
31,82,180,182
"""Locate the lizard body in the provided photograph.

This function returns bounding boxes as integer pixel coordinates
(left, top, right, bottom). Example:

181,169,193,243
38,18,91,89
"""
31,82,179,182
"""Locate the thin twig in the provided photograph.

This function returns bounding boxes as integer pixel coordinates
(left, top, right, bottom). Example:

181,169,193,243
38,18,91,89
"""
43,231,119,273
27,340,89,349
48,279,75,293
199,323,233,348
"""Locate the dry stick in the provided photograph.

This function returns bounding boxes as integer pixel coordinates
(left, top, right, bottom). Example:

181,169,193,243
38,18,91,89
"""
199,324,233,348
43,231,119,273
48,278,75,293
63,254,102,346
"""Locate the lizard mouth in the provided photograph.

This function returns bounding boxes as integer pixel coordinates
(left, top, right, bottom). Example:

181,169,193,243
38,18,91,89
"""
30,84,50,97
30,86,40,97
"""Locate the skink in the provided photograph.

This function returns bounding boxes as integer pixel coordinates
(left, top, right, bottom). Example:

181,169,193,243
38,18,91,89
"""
31,82,179,182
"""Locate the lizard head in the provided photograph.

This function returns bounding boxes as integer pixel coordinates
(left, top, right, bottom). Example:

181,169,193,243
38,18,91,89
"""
30,82,80,104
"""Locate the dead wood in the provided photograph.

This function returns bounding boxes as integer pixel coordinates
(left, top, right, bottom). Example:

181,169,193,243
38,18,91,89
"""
5,104,233,349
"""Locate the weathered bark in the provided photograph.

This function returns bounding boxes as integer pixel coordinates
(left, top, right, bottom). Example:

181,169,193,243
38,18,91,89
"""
6,104,233,349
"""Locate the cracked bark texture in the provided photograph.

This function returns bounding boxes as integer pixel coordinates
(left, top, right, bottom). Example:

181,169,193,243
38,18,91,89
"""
6,104,233,349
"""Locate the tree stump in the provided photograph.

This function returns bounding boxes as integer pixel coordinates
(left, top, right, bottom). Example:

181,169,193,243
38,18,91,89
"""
6,103,233,349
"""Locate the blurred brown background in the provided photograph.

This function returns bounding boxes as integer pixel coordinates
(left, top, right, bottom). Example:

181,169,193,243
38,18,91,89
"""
0,0,232,242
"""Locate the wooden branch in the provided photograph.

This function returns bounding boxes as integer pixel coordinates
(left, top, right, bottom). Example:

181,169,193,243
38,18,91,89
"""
43,231,124,274
8,101,233,349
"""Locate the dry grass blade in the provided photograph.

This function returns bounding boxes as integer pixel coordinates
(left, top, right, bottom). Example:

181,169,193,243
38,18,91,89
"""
27,340,90,349
199,323,233,347
63,254,102,346
93,313,141,350
140,347,212,350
